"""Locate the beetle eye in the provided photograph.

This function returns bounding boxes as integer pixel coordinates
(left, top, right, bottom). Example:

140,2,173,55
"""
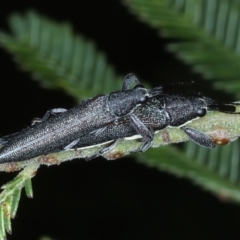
139,95,148,103
197,108,206,117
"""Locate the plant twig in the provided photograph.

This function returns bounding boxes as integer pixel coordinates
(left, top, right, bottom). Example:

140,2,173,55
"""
0,110,239,172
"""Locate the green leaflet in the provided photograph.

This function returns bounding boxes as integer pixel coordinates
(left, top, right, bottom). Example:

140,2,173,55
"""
138,141,240,202
124,0,240,98
0,9,239,202
0,165,38,239
0,11,122,101
0,11,124,239
0,8,240,239
123,0,240,202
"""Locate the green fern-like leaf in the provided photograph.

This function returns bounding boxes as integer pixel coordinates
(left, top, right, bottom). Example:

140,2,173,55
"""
1,10,240,203
124,0,240,97
1,10,240,238
123,0,240,201
0,11,122,101
0,164,38,239
138,140,240,202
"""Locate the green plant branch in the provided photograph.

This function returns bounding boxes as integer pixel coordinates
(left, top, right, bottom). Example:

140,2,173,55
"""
0,110,239,172
1,7,240,240
0,164,38,239
0,109,239,225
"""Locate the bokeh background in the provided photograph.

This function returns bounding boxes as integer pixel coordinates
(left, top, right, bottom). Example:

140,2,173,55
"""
0,0,239,239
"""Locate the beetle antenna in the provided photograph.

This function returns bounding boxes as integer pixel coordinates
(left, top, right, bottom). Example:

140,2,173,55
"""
170,80,195,86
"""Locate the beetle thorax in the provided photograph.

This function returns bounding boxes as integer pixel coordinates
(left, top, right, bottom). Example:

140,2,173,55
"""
107,88,148,117
163,95,207,127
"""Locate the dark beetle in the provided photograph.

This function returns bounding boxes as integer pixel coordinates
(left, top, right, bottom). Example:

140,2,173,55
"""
73,92,237,156
0,74,162,163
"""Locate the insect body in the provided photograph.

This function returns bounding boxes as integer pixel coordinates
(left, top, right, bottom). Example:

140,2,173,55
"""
0,74,162,163
73,92,237,155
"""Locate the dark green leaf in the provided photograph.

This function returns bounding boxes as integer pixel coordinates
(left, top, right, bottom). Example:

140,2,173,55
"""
0,11,122,101
124,0,240,98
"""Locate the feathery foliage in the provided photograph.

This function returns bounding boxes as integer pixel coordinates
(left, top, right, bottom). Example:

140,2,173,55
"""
122,0,240,201
0,5,240,238
0,11,122,101
0,164,37,240
139,142,240,202
0,11,122,238
124,0,240,97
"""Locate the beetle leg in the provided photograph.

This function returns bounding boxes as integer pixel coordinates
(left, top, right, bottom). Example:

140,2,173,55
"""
181,126,215,148
84,140,117,161
41,108,68,121
99,139,119,155
64,138,80,150
32,108,67,125
122,73,139,90
129,114,154,152
89,126,108,136
148,86,164,98
84,155,98,161
31,118,42,125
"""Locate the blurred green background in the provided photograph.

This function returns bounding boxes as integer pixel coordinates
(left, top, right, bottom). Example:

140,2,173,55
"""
1,0,240,239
